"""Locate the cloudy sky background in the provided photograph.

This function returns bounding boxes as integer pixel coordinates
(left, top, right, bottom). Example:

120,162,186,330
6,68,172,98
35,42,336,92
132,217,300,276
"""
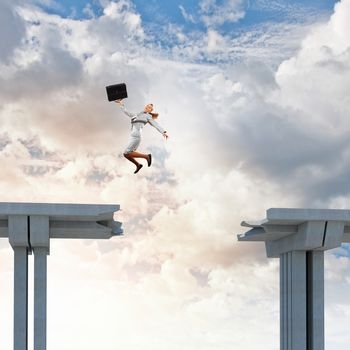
1,0,350,348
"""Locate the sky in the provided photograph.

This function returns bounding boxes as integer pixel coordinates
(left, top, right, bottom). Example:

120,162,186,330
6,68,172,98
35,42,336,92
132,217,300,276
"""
1,0,350,349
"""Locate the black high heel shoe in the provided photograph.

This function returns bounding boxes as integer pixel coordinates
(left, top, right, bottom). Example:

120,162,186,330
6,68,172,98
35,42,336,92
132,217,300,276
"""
134,164,143,174
147,154,152,167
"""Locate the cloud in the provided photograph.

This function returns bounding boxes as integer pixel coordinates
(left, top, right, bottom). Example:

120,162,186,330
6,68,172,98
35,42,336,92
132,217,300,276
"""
0,0,26,62
206,29,227,52
166,0,350,206
199,0,245,27
250,0,329,22
0,1,151,156
169,20,324,66
179,5,196,24
267,0,350,204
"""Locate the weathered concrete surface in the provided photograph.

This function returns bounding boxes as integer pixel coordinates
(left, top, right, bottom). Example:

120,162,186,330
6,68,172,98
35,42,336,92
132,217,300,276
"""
2,202,123,350
237,208,347,350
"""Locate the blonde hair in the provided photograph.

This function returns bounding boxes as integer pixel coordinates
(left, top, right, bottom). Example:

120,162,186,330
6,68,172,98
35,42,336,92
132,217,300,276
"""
147,104,158,119
150,112,159,119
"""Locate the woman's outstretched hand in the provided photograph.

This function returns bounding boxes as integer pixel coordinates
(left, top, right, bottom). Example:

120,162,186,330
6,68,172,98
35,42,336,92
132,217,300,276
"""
115,99,124,105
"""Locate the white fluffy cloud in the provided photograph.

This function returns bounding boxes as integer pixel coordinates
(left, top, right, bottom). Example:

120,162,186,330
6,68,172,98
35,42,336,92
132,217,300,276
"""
199,0,245,27
0,0,26,61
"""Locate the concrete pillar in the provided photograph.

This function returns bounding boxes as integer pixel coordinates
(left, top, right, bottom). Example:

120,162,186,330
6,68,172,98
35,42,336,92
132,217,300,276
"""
280,251,325,350
1,202,120,350
9,215,29,350
30,216,49,350
34,248,47,350
13,247,29,350
280,251,307,350
306,251,324,350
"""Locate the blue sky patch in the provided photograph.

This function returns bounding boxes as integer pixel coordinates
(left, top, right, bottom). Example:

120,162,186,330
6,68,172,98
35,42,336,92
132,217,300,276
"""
39,0,337,25
35,0,339,64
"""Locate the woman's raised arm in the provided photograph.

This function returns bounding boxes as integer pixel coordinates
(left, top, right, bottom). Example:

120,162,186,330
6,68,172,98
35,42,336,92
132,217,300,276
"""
115,100,134,118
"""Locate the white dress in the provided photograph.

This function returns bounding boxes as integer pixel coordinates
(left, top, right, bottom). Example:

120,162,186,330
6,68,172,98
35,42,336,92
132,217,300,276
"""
119,104,166,154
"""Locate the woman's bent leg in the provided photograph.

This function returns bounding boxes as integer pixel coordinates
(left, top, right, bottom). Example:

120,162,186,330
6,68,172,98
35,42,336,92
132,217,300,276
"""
128,151,151,166
128,151,148,159
124,153,140,166
124,153,143,173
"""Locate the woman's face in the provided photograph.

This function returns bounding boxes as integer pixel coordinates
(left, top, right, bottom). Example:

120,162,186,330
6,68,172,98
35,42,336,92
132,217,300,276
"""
145,104,153,113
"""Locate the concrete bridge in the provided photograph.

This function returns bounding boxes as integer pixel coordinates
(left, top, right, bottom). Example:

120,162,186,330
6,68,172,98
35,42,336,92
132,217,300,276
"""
238,208,350,350
0,202,122,350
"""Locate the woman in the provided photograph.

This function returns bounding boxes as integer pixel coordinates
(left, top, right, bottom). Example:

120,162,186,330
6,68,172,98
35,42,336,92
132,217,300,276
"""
116,99,169,174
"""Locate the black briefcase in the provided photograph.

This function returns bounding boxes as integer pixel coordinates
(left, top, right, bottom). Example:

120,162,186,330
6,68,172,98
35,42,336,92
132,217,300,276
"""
106,83,128,101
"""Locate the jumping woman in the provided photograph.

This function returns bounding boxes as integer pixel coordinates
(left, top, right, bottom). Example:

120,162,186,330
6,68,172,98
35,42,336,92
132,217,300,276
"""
116,99,169,174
